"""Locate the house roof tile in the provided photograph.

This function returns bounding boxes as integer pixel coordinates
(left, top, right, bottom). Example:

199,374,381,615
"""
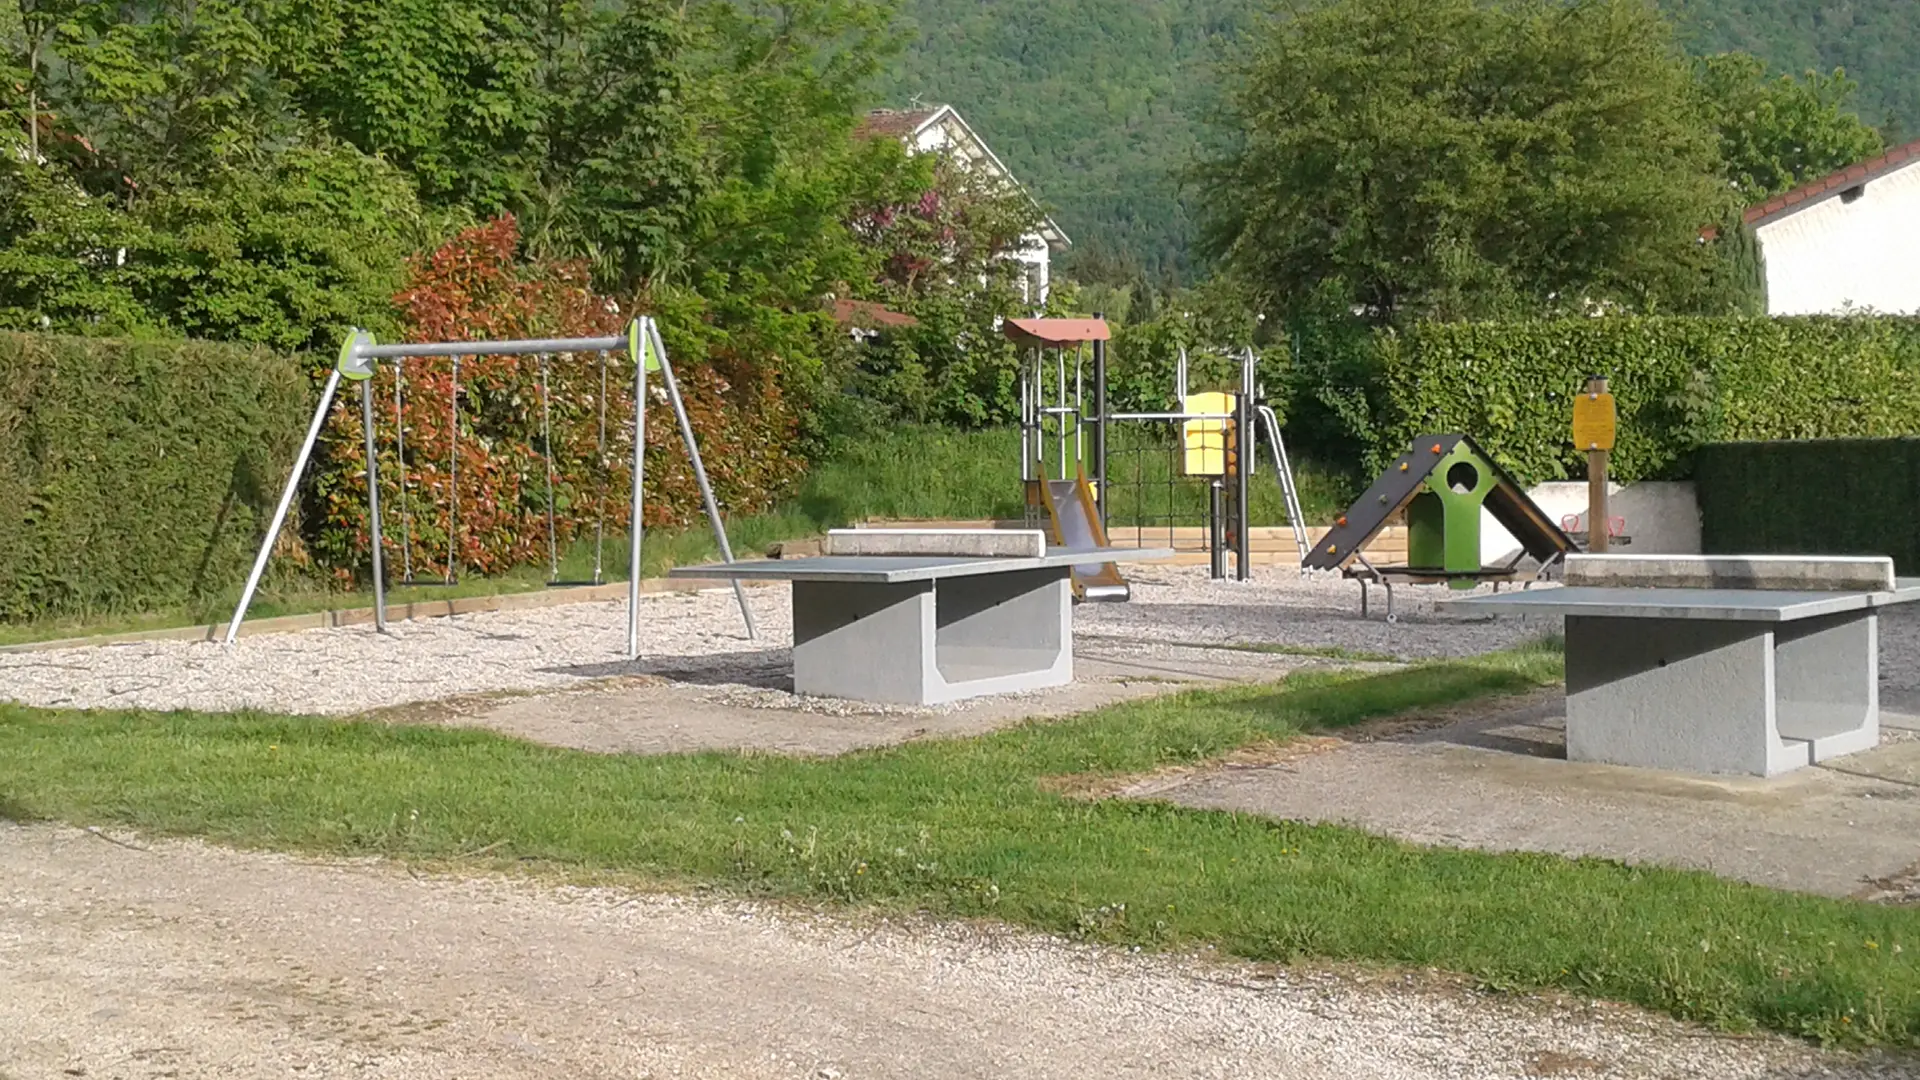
1745,137,1920,228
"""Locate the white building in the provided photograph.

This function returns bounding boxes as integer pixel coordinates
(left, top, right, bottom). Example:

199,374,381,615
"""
1750,139,1920,315
856,105,1070,304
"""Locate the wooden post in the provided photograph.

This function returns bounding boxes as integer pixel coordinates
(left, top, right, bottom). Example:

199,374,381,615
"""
1585,376,1610,555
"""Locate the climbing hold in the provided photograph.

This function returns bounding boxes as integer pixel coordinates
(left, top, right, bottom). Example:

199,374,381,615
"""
1431,443,1442,453
1379,494,1389,503
1327,544,1337,554
1399,462,1409,472
1336,516,1348,527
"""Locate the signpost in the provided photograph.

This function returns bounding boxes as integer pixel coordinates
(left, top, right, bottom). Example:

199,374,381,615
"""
1572,376,1617,554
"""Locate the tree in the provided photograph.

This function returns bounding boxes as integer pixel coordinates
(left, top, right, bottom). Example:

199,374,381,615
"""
1196,0,1733,324
1696,53,1885,203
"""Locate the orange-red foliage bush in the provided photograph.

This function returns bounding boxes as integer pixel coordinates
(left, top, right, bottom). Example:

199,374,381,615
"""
309,217,803,580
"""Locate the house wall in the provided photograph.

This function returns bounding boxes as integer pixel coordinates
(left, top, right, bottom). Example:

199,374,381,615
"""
1757,161,1920,315
908,114,1054,304
1480,481,1702,565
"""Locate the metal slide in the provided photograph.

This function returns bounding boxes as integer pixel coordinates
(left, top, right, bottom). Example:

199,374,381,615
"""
1042,475,1131,601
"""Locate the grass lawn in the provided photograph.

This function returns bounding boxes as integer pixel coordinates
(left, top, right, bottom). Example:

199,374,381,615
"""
0,425,1357,647
1,642,1914,1048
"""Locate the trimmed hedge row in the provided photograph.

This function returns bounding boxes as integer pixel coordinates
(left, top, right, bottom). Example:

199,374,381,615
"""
1695,438,1920,574
0,333,311,621
1373,317,1920,483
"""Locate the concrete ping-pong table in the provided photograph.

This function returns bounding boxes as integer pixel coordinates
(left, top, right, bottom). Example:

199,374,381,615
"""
1440,554,1920,776
669,530,1172,705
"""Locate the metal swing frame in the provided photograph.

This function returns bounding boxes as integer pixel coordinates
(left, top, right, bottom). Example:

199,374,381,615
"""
224,316,756,657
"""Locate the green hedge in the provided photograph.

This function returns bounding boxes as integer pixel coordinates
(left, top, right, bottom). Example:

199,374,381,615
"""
1695,438,1920,574
1373,317,1920,483
0,333,310,621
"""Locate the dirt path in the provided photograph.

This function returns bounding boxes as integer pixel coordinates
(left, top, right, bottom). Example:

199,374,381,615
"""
2,825,1909,1080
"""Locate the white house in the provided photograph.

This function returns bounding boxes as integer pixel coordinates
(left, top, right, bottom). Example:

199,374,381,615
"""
1750,139,1920,315
856,104,1070,304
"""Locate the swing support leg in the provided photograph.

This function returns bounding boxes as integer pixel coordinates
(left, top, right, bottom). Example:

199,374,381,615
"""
627,332,648,660
226,369,345,645
647,318,757,642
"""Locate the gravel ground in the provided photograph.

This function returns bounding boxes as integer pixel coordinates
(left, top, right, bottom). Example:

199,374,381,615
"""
4,823,1911,1080
0,567,1537,716
5,565,1915,716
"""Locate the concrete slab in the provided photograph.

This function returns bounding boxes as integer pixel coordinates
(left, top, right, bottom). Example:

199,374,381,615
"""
1148,692,1920,898
1565,554,1896,593
392,639,1330,759
827,528,1047,558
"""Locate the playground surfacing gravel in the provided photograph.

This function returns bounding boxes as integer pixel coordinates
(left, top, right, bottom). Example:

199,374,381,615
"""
0,566,1545,719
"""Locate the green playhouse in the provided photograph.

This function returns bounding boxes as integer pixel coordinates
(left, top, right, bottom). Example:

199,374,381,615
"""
1304,434,1574,619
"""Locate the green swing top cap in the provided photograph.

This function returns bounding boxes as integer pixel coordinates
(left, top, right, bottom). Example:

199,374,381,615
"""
336,329,378,380
628,319,661,373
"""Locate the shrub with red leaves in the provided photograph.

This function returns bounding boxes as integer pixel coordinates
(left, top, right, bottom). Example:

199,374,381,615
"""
307,217,802,581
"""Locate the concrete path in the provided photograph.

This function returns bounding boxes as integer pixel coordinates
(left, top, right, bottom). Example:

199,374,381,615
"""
394,639,1332,758
1150,695,1920,899
2,825,1908,1080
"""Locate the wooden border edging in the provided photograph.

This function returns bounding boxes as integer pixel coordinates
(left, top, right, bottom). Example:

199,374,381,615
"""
0,576,762,654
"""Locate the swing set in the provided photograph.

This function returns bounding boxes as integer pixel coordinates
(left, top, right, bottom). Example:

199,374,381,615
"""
224,317,756,658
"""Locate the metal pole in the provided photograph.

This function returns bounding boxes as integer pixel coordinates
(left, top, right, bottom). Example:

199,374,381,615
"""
627,334,647,660
393,360,415,584
1209,481,1225,580
1235,355,1253,581
594,351,609,584
1073,341,1085,473
539,354,559,581
1019,364,1030,482
225,369,344,645
360,336,628,360
1091,315,1107,527
647,318,757,641
1055,348,1067,480
445,354,460,584
360,377,387,631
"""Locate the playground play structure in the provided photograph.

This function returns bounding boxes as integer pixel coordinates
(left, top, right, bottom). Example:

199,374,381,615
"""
1304,434,1576,620
224,317,756,656
1004,316,1310,598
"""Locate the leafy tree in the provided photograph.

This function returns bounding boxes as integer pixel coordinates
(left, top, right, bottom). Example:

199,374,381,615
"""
1696,53,1884,201
0,128,153,335
266,0,698,284
1197,0,1732,324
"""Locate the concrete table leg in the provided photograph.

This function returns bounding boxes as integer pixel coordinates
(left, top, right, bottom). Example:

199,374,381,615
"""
790,568,1073,705
1774,611,1879,762
1564,615,1808,776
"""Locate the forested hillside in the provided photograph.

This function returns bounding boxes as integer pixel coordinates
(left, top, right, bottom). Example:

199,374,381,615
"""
875,0,1920,279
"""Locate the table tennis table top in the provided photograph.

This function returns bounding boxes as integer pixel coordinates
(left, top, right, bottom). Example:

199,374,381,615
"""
1439,580,1920,623
667,547,1175,585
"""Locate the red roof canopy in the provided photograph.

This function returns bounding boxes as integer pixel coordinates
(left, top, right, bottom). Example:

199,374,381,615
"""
1002,317,1110,346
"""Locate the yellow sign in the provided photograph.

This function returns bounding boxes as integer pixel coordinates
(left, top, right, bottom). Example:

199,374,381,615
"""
1572,392,1617,451
1182,393,1234,476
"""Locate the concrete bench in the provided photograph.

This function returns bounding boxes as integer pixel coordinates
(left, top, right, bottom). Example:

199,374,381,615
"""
1438,555,1920,776
668,530,1173,705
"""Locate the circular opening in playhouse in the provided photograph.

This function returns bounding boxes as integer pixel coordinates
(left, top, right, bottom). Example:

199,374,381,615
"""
1446,461,1479,494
